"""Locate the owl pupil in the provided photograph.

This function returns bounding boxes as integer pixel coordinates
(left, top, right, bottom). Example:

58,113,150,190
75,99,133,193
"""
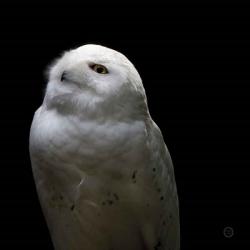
97,67,104,73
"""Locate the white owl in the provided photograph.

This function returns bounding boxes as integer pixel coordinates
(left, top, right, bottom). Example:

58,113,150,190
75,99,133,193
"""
29,44,180,250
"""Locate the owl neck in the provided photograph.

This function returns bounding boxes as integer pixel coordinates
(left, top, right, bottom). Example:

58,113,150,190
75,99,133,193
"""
44,92,149,123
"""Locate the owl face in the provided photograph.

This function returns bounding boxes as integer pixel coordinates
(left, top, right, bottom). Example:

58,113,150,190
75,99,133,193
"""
43,44,147,119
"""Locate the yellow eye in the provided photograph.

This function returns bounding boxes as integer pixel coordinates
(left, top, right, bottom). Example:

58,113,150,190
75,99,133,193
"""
90,64,108,74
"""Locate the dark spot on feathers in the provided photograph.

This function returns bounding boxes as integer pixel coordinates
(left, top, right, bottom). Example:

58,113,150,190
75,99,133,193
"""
132,170,138,183
70,204,75,211
154,240,162,249
107,200,113,205
153,168,156,172
102,202,106,206
160,196,164,201
59,195,63,200
157,188,161,193
169,214,173,219
162,220,166,226
113,193,119,200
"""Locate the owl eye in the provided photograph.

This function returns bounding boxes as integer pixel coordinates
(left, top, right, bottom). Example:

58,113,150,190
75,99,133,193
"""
90,64,108,74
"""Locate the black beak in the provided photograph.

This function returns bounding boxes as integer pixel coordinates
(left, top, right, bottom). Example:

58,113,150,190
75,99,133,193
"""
61,71,67,82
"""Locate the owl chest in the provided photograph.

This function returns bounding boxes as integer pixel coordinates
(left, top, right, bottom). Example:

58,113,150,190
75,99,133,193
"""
32,109,149,175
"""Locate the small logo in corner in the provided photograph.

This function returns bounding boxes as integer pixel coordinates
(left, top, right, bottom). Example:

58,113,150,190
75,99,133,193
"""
223,226,234,238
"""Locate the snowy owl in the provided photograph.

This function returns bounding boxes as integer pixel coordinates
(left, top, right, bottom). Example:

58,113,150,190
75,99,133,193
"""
29,44,180,250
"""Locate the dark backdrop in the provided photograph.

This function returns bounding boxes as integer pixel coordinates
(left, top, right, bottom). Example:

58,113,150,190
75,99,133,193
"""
1,2,249,249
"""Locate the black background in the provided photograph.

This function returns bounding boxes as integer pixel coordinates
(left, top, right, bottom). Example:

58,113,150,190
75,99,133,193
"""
1,2,249,249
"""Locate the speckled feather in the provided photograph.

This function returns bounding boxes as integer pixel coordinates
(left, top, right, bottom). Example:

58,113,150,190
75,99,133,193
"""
29,44,180,250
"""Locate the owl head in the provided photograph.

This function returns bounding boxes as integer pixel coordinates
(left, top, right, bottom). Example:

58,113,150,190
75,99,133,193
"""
43,44,148,120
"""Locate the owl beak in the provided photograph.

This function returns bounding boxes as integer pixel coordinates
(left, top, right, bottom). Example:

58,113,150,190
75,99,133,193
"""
61,71,67,82
60,71,81,87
